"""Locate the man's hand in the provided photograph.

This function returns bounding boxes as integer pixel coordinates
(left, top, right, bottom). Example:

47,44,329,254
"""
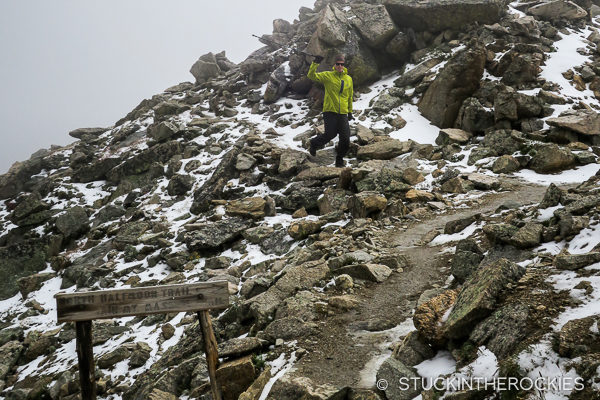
348,113,354,121
314,55,324,64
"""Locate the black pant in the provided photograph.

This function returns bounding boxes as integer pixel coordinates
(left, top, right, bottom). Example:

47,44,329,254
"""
310,112,350,159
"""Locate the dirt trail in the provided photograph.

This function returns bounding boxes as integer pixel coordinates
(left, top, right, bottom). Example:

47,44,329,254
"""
289,178,550,391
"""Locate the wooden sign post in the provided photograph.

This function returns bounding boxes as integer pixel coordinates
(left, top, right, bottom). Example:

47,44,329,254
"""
56,281,230,400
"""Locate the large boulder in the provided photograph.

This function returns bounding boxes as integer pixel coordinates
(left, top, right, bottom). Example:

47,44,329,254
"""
184,217,254,251
558,315,600,357
443,258,525,339
317,4,348,46
56,206,90,240
528,0,588,21
225,197,269,219
357,139,413,160
418,42,486,128
529,143,576,173
376,357,421,400
384,0,507,32
190,52,222,83
546,109,600,136
348,192,387,218
350,4,398,48
0,239,50,300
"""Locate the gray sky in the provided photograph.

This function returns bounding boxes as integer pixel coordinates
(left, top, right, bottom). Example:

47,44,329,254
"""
0,0,315,174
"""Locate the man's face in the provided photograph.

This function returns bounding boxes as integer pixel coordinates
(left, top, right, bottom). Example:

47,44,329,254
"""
334,61,344,73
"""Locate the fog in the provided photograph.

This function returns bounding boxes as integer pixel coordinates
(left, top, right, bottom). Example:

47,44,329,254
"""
0,0,315,174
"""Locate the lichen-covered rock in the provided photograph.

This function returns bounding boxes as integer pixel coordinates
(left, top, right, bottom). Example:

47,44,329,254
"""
510,222,543,249
167,174,194,196
190,52,222,83
547,109,600,136
443,259,526,339
413,289,458,346
492,155,521,174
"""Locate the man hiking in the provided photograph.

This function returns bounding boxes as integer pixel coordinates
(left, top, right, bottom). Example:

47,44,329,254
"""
307,54,354,168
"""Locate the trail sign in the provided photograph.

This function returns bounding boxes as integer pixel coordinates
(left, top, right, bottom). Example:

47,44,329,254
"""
55,281,229,400
56,281,229,322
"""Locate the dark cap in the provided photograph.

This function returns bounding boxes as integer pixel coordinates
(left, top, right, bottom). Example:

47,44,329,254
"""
335,54,345,63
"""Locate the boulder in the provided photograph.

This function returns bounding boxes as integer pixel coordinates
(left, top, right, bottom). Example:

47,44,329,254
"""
216,356,255,400
373,93,403,113
190,52,222,83
236,153,257,171
278,150,307,176
435,129,472,146
239,367,272,400
386,32,413,62
376,357,421,400
457,97,495,134
357,139,413,160
529,143,576,173
350,4,398,48
97,346,131,369
443,258,526,339
184,217,253,251
318,188,349,215
287,220,324,240
469,303,531,358
554,251,600,270
0,238,52,299
218,337,267,359
336,263,392,283
528,0,588,21
394,57,444,87
317,4,348,46
466,173,501,190
492,155,521,174
419,43,486,128
0,341,23,380
267,375,347,400
510,222,543,249
167,174,194,196
405,189,435,202
17,272,56,298
482,130,522,156
546,109,600,136
68,127,107,139
413,289,458,346
384,0,507,32
348,192,387,218
296,167,342,181
392,331,436,366
226,197,268,219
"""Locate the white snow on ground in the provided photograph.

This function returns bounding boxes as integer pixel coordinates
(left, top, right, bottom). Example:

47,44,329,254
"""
258,351,297,400
355,318,416,388
514,164,600,185
414,351,456,379
548,266,600,330
567,219,600,254
429,222,484,246
540,27,596,102
390,104,440,145
537,205,563,221
517,341,583,400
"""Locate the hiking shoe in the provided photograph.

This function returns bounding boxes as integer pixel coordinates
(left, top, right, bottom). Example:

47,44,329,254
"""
335,157,345,168
309,142,317,157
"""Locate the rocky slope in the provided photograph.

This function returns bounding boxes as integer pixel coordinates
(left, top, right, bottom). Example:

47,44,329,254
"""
1,0,600,399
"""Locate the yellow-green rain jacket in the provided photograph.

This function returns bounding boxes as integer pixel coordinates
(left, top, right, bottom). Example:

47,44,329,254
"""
307,62,353,115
